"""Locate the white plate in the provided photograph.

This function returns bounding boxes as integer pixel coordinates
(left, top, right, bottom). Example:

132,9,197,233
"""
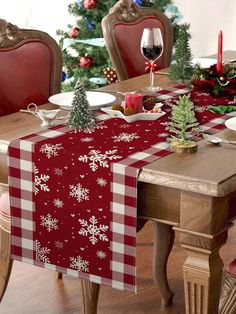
101,106,165,123
48,91,116,110
192,57,217,68
225,117,236,131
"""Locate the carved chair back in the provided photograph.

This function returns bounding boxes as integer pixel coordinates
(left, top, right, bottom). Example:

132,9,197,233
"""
101,0,173,81
0,19,62,116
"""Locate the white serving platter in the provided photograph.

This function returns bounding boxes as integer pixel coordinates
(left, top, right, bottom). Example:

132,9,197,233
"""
48,91,116,110
101,106,165,123
225,116,236,131
192,57,217,69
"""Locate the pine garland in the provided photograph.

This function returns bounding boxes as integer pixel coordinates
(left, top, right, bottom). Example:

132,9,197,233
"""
67,80,95,130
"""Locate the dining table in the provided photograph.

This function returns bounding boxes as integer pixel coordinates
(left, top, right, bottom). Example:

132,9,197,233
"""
1,69,236,314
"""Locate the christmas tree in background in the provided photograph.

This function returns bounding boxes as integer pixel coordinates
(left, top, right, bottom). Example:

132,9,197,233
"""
169,23,194,83
57,0,184,91
67,79,95,130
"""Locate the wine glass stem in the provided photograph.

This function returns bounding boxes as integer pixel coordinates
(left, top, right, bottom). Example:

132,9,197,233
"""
150,61,155,89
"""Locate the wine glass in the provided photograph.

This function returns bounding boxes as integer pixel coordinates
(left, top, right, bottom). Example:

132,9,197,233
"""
140,28,163,92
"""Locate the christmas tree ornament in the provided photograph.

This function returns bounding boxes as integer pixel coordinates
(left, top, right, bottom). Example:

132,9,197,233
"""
169,95,199,153
79,56,93,68
68,26,80,39
61,71,67,82
103,67,118,84
132,0,144,6
87,22,96,29
67,79,95,130
84,0,97,10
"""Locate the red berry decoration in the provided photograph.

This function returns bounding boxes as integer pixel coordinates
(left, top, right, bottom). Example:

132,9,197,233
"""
68,26,80,39
79,56,93,68
84,0,97,9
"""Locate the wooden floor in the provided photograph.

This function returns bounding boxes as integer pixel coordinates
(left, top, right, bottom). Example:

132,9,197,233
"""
1,221,236,314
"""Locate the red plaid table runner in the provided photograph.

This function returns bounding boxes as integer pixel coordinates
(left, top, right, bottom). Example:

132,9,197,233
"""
8,85,236,292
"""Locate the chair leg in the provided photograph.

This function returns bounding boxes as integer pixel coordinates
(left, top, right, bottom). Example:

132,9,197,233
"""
81,279,100,314
219,272,236,314
0,213,12,302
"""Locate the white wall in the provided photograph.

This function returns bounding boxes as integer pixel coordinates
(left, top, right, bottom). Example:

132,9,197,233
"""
1,0,235,57
175,0,236,57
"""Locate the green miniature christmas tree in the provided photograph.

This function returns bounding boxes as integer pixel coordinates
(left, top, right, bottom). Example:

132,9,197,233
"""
169,95,199,153
67,79,95,130
169,23,194,83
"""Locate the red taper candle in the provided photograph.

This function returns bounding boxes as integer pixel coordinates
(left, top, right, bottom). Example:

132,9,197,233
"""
217,30,223,74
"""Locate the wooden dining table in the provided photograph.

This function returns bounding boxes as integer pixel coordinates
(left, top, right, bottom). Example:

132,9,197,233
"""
1,71,236,314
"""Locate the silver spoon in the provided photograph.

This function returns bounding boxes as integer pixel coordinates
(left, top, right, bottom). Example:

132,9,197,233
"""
203,134,236,145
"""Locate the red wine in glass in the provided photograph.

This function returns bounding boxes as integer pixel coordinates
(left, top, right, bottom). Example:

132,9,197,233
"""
140,28,164,92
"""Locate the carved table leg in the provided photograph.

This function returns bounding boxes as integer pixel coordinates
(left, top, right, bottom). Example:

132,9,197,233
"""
152,221,175,306
176,191,229,314
81,279,100,314
0,213,13,302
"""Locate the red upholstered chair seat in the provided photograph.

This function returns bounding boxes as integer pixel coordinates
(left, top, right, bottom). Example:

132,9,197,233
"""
0,18,62,117
226,258,236,278
102,0,173,81
0,41,52,116
114,17,166,78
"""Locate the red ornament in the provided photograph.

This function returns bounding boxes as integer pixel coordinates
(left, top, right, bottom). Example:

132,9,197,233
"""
79,56,93,68
68,26,80,39
84,0,97,9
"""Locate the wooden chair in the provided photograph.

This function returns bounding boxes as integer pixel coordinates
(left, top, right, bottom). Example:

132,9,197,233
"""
101,0,173,81
0,18,62,302
0,18,62,116
219,259,236,313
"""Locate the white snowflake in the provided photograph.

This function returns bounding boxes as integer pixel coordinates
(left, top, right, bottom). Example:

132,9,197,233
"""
81,137,94,142
34,166,50,195
36,240,50,263
55,240,64,249
39,143,63,158
69,183,89,202
119,124,130,129
78,149,121,172
54,168,63,176
96,177,107,187
40,213,58,232
82,123,108,134
70,255,89,272
158,132,169,138
53,198,64,208
96,250,107,259
112,132,140,142
79,215,109,245
195,106,207,113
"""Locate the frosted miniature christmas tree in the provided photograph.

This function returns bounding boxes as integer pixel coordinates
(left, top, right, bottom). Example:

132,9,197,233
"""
169,95,199,153
67,79,95,130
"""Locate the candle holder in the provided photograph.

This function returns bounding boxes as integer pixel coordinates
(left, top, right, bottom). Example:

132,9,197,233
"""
191,63,236,97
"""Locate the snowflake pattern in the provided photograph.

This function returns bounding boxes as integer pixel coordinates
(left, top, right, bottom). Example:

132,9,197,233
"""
82,123,108,134
34,166,50,195
55,240,64,249
96,250,107,259
69,183,89,202
36,240,50,263
96,177,107,187
53,198,64,208
40,143,63,158
80,137,94,142
40,213,58,232
195,106,207,113
78,149,121,172
158,132,169,138
79,216,109,245
112,132,140,142
70,255,89,272
54,168,63,176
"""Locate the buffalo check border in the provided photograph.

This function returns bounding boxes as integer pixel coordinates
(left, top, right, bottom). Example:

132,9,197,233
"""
8,85,235,292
